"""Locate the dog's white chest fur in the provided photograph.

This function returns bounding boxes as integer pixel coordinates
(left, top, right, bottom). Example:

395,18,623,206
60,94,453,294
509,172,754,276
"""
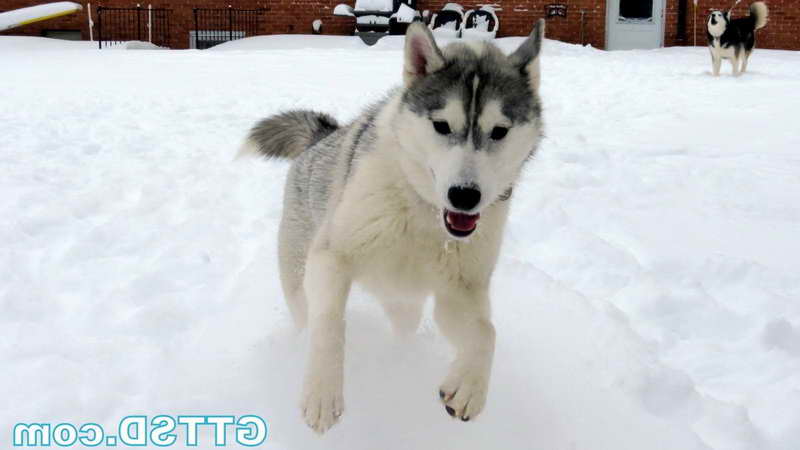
327,150,504,298
709,38,735,59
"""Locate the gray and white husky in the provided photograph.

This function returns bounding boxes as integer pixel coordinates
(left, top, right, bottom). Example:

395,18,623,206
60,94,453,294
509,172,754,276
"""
240,19,545,433
707,2,768,76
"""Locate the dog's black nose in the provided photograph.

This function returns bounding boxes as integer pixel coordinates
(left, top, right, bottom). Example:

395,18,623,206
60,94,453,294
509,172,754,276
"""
448,185,481,211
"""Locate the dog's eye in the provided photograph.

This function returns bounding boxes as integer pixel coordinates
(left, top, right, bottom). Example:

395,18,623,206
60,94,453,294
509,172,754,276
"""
433,120,452,135
490,126,509,140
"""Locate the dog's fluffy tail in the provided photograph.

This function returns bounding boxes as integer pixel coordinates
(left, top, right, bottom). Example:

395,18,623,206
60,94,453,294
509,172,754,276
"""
750,2,768,30
238,110,339,160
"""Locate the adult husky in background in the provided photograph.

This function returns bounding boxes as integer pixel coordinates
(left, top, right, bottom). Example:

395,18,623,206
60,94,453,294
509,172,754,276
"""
240,20,546,433
707,2,769,76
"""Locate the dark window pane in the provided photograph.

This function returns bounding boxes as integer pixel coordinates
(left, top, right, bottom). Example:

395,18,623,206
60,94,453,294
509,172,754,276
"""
620,0,653,19
43,30,82,40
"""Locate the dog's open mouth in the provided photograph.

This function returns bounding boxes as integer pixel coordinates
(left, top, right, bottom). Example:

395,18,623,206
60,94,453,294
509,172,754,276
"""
443,210,480,238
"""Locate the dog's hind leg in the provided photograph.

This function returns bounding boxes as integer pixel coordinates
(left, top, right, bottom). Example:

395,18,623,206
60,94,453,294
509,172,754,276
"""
301,247,352,433
730,48,742,77
277,170,316,330
381,295,426,335
741,51,751,73
435,285,495,422
278,213,309,330
730,57,741,76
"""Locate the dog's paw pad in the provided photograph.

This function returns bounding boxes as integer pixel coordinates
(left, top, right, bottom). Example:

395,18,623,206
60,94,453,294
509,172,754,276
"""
301,387,343,434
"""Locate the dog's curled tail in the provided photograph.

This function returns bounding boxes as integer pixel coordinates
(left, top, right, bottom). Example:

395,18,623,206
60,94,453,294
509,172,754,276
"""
750,2,768,30
238,110,339,160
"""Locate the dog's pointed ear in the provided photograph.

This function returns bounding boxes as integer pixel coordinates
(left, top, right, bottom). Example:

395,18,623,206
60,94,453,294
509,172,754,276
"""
404,22,445,87
724,10,731,21
510,18,545,91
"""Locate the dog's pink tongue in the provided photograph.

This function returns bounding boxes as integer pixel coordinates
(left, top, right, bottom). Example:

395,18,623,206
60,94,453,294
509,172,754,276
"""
447,211,480,231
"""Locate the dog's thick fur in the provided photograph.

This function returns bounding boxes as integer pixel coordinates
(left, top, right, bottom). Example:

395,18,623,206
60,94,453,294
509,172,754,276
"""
241,20,545,433
707,2,768,76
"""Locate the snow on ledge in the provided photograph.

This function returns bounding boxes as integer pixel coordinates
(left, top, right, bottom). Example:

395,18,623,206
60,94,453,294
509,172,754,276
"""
333,4,355,17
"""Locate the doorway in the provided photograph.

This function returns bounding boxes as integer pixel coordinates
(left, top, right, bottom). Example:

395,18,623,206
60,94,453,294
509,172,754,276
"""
606,0,665,50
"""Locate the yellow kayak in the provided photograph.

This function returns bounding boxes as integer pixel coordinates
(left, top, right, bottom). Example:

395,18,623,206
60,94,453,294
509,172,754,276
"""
0,2,83,32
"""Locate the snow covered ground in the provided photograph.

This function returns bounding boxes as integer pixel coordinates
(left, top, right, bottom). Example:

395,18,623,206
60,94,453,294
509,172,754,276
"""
1,35,799,450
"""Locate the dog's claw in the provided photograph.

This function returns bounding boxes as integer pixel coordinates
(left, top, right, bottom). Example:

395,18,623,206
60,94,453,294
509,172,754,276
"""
439,361,490,422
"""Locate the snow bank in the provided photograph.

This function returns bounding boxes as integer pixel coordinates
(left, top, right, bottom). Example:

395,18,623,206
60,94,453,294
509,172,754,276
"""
209,34,384,51
0,36,172,51
1,35,799,450
124,40,169,50
0,35,95,51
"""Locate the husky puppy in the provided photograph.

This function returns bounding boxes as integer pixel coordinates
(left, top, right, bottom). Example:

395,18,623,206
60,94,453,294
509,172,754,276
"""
240,20,546,432
707,2,769,76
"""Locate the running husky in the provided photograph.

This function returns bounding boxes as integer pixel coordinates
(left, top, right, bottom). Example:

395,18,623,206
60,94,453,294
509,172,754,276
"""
707,2,768,76
241,20,545,433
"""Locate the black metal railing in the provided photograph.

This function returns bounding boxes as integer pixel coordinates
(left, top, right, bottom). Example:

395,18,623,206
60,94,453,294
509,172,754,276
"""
97,6,171,49
192,8,265,49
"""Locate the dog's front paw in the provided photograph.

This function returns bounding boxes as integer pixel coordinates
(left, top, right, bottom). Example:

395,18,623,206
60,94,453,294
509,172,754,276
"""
438,362,490,422
301,372,343,434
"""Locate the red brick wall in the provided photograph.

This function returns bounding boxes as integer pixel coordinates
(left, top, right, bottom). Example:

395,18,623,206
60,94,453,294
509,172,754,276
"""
1,0,798,50
664,0,685,47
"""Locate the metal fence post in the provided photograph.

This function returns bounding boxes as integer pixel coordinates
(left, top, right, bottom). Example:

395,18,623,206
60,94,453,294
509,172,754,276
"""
97,7,102,49
148,4,152,43
136,4,142,41
166,9,171,48
229,6,233,42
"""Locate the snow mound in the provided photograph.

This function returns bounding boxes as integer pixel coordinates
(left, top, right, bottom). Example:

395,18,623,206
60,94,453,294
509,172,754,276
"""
442,2,465,13
333,4,355,17
209,34,379,51
124,40,168,50
0,35,95,51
